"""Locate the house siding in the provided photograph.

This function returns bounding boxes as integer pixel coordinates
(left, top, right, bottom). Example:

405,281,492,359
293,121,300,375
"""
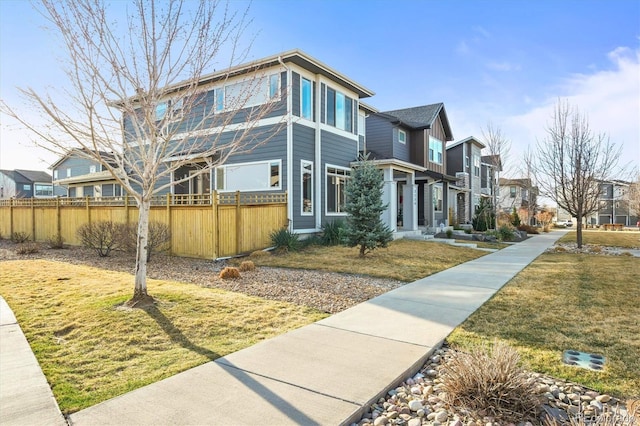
54,157,103,179
292,123,316,230
292,72,301,117
392,127,410,163
365,115,393,158
320,129,358,224
446,145,464,176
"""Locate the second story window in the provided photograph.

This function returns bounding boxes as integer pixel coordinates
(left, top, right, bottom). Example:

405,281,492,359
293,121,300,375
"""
510,186,517,198
398,129,406,144
326,87,354,133
89,165,96,174
428,137,443,165
301,77,313,120
219,73,281,113
473,155,480,177
53,170,58,180
66,168,71,178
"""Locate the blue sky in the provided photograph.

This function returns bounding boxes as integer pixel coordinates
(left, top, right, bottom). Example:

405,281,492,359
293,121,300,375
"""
1,0,639,174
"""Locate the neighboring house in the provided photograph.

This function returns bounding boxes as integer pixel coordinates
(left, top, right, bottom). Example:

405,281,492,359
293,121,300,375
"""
585,180,638,226
121,49,374,234
0,169,57,198
498,178,538,224
445,136,486,224
481,154,502,206
365,103,456,232
51,149,124,198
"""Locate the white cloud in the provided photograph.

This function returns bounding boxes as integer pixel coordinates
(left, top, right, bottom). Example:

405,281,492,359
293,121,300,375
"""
456,40,470,55
503,46,640,173
486,61,521,72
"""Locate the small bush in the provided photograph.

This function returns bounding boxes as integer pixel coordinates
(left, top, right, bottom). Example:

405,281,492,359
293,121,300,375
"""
517,224,539,235
497,224,516,241
45,233,65,249
11,231,30,243
441,342,542,422
464,228,472,234
270,227,300,252
249,250,270,258
16,243,40,255
445,229,453,238
238,260,255,272
542,225,551,233
620,251,633,257
321,220,346,246
219,267,241,279
77,221,126,257
591,245,603,253
554,246,567,252
123,221,171,262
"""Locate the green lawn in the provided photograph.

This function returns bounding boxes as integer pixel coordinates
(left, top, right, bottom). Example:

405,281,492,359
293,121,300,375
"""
0,260,326,414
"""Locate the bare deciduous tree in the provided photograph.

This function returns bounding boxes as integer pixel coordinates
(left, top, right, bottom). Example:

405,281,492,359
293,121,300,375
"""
628,172,640,224
536,100,622,248
481,122,510,227
1,0,284,307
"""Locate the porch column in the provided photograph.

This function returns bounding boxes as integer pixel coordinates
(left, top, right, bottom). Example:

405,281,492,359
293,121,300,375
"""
381,166,396,232
403,172,418,231
442,181,449,226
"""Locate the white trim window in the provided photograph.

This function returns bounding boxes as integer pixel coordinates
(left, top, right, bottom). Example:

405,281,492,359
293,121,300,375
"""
89,165,96,174
216,73,281,113
215,159,281,192
301,160,313,215
358,111,366,137
473,155,480,177
428,136,443,164
66,168,71,178
326,165,349,214
326,87,354,133
301,77,313,120
53,170,59,180
398,129,407,145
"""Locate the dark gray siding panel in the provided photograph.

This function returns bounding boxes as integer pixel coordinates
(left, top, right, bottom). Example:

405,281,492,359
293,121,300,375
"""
447,145,464,175
393,127,410,162
320,130,358,225
365,115,393,159
292,72,300,117
292,123,316,230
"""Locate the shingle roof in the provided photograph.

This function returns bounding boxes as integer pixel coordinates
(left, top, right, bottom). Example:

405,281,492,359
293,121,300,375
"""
379,103,453,141
14,169,52,183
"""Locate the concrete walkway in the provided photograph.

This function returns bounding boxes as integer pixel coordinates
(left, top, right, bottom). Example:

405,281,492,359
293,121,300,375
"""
2,231,566,426
0,297,66,426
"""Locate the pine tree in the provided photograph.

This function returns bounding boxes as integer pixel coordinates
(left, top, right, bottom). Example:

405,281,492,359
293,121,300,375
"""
344,157,393,257
472,198,495,232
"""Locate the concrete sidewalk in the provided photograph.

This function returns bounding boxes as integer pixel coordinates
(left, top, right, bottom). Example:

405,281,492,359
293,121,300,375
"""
0,297,66,426
2,231,565,426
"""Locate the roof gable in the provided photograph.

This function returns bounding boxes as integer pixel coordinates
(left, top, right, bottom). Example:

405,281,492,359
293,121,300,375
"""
379,103,453,141
447,136,486,150
14,169,52,183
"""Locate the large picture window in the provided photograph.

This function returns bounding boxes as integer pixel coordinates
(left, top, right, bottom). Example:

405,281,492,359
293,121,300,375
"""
34,184,53,197
216,160,281,192
428,137,443,164
217,73,281,112
326,165,349,214
301,160,313,215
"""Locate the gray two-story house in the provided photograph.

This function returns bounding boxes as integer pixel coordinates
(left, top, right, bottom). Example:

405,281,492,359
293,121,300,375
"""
51,149,124,198
0,169,59,199
446,136,486,224
120,49,374,234
365,103,456,232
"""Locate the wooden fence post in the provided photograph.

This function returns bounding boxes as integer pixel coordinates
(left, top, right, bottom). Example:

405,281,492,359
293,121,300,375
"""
31,197,36,241
9,198,14,238
166,193,172,255
86,196,91,224
235,190,241,254
56,197,61,238
124,194,129,225
212,190,218,259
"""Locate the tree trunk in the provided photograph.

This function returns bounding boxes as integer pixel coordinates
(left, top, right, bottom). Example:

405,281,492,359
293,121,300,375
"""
576,212,583,249
125,197,155,308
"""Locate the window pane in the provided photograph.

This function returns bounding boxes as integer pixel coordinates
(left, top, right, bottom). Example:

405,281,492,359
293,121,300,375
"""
302,161,313,214
216,89,224,112
270,162,280,187
156,102,168,120
327,88,335,126
344,96,352,132
301,78,312,120
270,74,279,99
336,92,345,130
218,161,281,191
326,168,349,213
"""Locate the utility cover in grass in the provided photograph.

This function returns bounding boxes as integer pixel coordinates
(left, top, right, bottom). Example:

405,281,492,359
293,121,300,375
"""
562,350,606,371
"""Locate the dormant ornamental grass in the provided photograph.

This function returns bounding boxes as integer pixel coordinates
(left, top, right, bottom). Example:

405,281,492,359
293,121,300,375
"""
0,260,326,414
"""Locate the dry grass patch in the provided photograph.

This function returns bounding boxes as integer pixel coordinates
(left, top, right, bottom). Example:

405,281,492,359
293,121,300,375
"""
245,239,487,282
0,260,326,414
448,253,640,399
454,239,510,250
558,230,640,248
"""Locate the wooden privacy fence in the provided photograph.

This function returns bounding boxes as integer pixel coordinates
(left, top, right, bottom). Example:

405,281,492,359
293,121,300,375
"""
0,192,288,259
